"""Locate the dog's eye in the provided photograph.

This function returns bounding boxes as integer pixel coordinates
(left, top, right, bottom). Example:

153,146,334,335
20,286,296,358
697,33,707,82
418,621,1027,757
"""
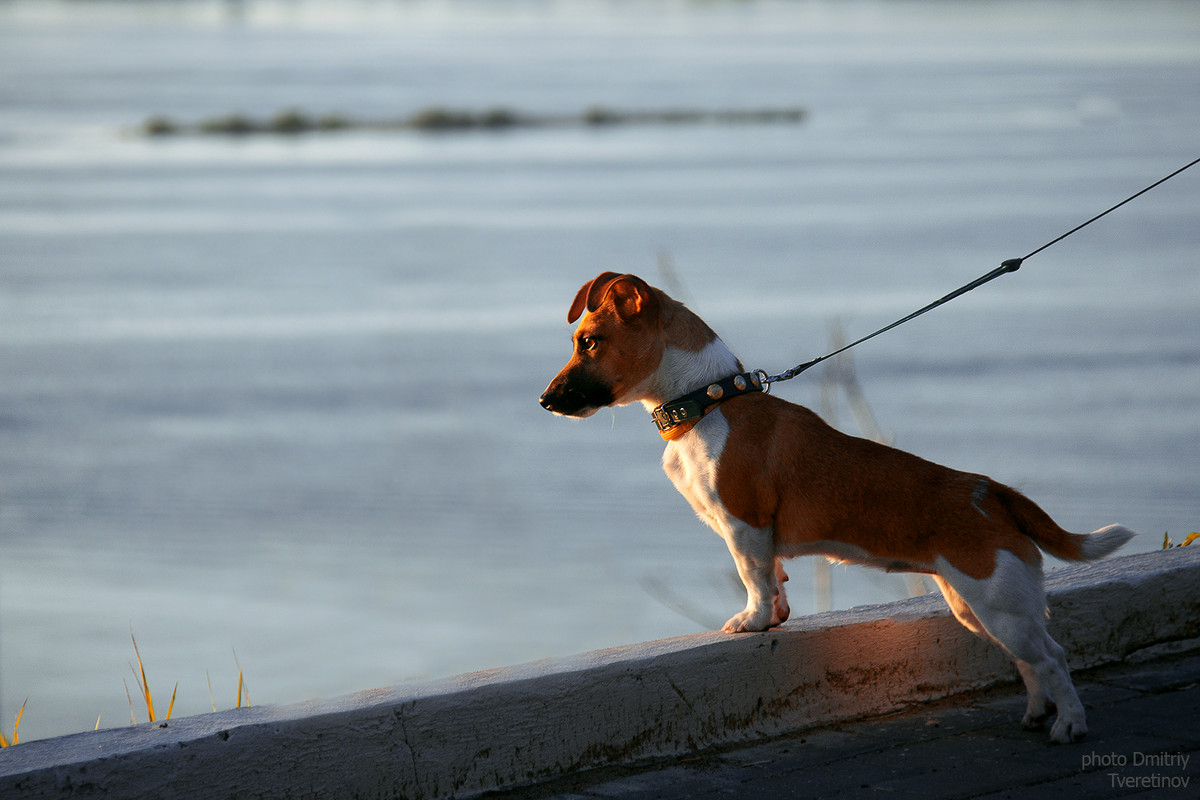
579,336,598,352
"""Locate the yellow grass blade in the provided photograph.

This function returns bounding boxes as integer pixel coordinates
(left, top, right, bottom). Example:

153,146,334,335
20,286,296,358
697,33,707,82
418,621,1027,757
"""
207,670,217,713
132,635,156,722
130,630,158,722
232,647,250,708
95,714,102,732
0,704,16,747
1183,532,1200,547
1163,531,1173,549
12,699,26,746
124,677,138,725
166,683,178,721
129,664,154,722
0,700,17,748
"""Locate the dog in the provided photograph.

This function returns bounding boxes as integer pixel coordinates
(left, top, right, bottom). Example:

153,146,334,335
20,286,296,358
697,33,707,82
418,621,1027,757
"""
540,272,1136,744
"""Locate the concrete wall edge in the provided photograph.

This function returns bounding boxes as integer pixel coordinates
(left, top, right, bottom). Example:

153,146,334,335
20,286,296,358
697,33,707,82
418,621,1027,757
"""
1,545,1197,799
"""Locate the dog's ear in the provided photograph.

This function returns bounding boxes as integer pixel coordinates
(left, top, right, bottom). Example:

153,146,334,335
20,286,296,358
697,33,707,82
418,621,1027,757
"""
602,274,658,322
567,273,657,323
567,272,621,323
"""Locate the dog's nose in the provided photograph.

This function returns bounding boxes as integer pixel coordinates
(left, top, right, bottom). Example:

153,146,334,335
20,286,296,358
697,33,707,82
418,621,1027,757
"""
538,392,555,411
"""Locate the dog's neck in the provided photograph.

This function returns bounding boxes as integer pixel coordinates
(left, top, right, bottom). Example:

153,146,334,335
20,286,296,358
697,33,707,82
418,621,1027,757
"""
637,337,743,414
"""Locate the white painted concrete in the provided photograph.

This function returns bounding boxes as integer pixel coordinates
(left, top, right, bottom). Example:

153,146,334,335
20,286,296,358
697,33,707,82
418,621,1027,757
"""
1,545,1197,799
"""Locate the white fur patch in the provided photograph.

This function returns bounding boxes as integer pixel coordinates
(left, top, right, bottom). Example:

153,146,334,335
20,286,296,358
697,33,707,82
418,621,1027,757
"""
638,339,741,411
662,411,730,531
1080,524,1136,560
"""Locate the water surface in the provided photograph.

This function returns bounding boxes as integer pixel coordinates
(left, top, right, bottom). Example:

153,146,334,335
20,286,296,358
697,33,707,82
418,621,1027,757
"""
1,0,1198,741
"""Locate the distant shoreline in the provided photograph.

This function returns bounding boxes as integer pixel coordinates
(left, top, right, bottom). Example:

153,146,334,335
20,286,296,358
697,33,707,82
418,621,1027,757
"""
139,105,807,137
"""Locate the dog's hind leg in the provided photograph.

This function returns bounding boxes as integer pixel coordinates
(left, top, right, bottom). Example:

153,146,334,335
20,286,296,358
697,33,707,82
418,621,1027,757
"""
933,574,1052,731
773,559,791,625
1013,660,1055,731
934,553,1086,743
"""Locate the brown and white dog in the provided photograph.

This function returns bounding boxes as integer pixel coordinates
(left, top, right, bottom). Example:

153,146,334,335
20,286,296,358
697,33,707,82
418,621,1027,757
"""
540,272,1135,744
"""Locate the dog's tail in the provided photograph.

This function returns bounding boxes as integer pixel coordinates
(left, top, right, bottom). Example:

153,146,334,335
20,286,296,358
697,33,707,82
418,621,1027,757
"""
992,483,1136,562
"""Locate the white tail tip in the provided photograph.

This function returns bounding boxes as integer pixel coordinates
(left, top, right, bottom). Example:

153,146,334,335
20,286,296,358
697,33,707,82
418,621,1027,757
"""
1080,524,1137,561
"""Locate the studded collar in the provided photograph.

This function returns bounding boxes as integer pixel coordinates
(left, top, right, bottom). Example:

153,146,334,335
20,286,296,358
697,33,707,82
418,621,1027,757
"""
650,371,764,441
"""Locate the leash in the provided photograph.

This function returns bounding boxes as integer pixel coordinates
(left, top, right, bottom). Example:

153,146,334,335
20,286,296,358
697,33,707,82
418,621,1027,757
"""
652,155,1199,440
756,155,1200,391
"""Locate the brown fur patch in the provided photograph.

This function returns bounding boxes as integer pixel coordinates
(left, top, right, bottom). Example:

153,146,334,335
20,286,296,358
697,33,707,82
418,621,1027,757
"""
658,295,720,352
714,394,1043,580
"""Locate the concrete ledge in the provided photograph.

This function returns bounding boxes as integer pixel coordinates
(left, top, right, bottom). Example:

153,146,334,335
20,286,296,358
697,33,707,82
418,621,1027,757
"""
2,546,1197,798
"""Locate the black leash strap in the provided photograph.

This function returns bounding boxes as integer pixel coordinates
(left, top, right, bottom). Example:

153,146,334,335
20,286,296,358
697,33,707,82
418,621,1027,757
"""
762,155,1200,388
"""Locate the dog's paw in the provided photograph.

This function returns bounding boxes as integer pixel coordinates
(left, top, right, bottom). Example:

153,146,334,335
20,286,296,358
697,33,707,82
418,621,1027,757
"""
1022,699,1055,731
722,608,774,633
1048,714,1087,744
1021,711,1048,731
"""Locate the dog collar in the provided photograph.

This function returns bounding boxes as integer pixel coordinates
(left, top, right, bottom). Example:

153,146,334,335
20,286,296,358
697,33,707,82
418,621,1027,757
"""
651,371,764,441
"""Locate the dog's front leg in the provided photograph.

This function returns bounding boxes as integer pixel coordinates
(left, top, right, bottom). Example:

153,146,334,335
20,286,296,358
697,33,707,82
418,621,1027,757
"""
721,522,782,633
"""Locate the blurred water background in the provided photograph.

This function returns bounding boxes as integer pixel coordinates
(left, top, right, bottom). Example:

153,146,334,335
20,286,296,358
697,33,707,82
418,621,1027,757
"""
1,0,1198,742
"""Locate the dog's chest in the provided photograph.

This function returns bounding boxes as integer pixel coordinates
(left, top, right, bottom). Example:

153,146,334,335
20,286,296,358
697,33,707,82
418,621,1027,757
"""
661,412,733,531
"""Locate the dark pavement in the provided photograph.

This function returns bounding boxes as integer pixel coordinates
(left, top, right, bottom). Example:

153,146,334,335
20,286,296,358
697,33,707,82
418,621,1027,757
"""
489,642,1200,800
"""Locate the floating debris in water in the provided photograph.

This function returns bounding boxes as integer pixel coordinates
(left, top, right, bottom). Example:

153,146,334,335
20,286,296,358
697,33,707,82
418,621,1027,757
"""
140,105,806,137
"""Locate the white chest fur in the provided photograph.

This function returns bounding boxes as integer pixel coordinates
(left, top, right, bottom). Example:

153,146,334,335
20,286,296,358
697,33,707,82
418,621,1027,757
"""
661,411,733,533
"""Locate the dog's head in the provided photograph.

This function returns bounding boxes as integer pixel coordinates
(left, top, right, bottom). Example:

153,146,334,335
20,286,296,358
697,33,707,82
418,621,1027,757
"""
539,272,666,417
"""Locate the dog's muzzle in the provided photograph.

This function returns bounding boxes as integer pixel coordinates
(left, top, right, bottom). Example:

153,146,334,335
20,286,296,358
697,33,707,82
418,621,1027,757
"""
538,389,579,415
540,365,618,417
538,386,604,417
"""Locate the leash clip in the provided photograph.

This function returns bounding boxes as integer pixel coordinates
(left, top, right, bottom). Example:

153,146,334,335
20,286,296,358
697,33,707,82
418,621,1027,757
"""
753,369,772,394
